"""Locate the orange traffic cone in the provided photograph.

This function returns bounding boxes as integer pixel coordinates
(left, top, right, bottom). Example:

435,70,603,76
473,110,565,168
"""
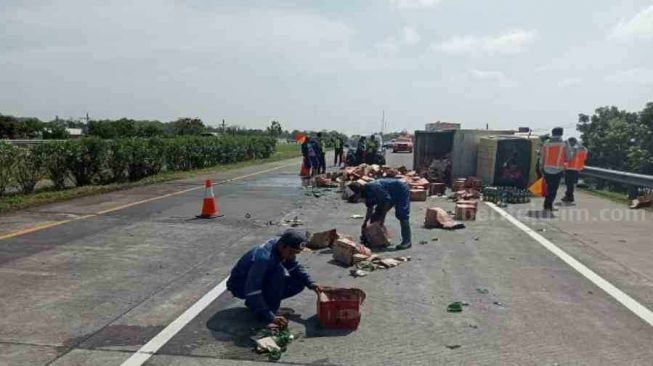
197,180,223,218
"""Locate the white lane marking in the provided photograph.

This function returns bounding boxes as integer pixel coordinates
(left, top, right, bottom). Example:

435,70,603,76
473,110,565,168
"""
120,277,230,366
486,202,653,326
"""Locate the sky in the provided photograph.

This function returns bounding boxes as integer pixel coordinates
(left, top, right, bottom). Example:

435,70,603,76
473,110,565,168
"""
1,0,652,135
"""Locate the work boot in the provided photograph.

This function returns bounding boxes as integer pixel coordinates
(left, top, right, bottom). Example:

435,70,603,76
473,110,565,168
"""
395,219,412,250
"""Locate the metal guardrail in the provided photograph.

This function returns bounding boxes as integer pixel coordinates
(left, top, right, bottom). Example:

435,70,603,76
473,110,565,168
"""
581,166,653,188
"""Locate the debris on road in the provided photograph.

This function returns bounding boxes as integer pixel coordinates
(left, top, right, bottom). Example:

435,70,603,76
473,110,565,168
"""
455,203,477,220
476,288,489,294
410,189,428,202
350,269,368,277
447,301,468,313
362,222,390,248
353,255,411,272
493,301,505,307
282,216,303,227
253,326,295,362
425,207,465,230
428,182,447,196
307,229,338,249
333,236,371,266
350,214,364,219
419,240,428,245
446,344,461,350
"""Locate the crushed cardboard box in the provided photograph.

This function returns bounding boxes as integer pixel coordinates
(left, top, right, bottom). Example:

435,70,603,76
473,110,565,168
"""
425,207,465,229
307,229,338,249
363,222,390,248
333,236,372,266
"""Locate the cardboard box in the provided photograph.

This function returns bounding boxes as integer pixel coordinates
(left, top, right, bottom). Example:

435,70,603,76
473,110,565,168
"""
333,237,371,266
425,206,465,229
308,229,338,249
410,189,427,201
363,223,390,248
428,183,447,196
455,204,476,220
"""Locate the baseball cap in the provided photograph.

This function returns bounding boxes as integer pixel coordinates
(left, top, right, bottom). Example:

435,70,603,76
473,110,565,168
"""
278,229,307,250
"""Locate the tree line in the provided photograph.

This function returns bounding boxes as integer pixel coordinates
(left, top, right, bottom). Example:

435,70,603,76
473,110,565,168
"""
578,102,653,175
0,114,352,147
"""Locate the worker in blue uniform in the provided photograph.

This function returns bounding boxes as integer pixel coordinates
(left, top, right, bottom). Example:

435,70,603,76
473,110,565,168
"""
349,178,412,250
227,229,323,328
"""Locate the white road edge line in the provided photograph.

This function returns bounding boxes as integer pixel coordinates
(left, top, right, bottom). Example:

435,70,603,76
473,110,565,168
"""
486,202,653,327
119,163,296,365
120,277,230,366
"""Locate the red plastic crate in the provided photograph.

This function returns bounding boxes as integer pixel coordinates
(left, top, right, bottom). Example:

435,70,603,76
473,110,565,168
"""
317,288,366,330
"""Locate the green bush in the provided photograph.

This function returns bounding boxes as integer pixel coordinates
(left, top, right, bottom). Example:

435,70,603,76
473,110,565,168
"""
0,142,18,195
105,139,130,183
15,146,48,193
0,135,278,195
41,141,71,189
66,137,110,186
125,137,164,181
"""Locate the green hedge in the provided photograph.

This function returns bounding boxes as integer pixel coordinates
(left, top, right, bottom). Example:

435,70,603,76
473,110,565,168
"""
0,135,277,195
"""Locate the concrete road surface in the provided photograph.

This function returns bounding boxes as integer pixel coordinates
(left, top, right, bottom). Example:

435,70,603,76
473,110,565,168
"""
1,154,652,365
385,150,413,170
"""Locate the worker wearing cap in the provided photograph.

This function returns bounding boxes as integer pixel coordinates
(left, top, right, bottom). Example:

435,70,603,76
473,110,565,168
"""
349,178,412,250
539,127,568,212
227,229,323,328
562,137,588,203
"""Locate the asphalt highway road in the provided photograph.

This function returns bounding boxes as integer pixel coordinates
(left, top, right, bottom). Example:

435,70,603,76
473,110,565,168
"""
1,152,652,365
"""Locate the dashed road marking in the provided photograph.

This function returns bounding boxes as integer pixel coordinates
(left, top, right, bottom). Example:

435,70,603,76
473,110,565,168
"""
487,202,653,327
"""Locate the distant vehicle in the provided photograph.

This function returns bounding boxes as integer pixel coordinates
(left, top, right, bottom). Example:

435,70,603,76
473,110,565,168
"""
392,136,413,153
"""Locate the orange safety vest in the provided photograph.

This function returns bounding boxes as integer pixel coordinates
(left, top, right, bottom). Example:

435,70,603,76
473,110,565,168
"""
566,147,587,171
542,141,566,171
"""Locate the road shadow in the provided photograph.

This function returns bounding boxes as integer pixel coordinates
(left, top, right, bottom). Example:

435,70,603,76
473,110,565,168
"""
206,307,262,348
292,315,355,338
327,259,350,268
206,307,352,346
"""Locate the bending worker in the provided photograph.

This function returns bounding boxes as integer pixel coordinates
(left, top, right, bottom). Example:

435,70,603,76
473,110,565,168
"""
349,178,412,250
539,127,568,212
227,229,323,328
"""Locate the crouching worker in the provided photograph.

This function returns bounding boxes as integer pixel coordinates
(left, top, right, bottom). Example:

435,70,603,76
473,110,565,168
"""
227,229,323,329
349,178,412,250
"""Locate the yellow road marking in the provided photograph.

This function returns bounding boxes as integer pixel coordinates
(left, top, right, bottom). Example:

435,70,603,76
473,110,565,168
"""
0,162,296,241
0,214,96,241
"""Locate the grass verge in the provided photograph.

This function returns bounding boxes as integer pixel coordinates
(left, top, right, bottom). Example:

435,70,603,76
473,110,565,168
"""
580,187,653,211
0,144,301,214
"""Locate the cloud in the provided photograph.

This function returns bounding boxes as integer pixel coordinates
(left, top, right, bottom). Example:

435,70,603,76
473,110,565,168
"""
402,26,421,45
559,78,582,87
389,0,440,9
436,29,538,55
609,5,653,41
467,69,517,87
376,26,421,53
606,68,653,85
